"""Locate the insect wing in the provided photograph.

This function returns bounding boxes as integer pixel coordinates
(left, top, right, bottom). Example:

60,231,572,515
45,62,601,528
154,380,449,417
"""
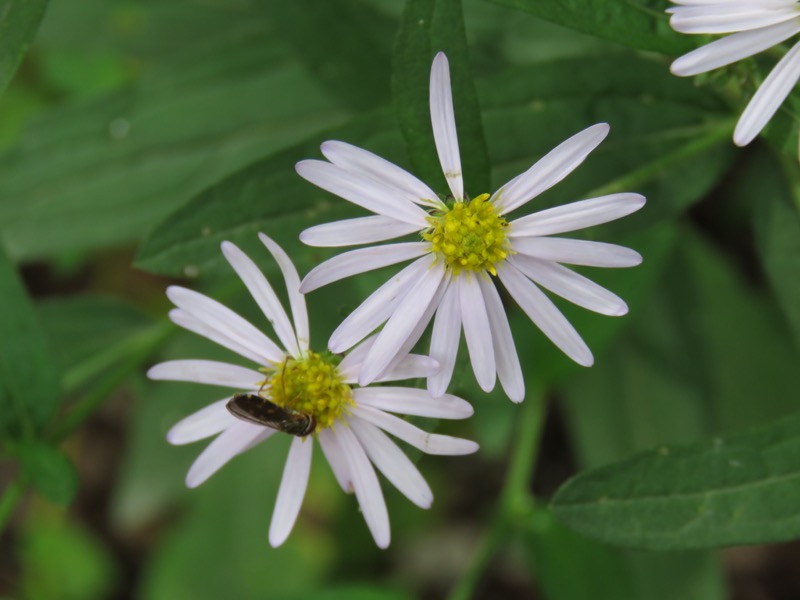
227,394,315,437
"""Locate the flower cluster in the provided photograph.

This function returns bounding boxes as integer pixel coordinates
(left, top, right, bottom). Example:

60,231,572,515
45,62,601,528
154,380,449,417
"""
149,52,647,547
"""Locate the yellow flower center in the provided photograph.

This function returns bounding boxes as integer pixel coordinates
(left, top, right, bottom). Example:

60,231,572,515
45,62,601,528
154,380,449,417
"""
264,351,353,431
423,193,510,276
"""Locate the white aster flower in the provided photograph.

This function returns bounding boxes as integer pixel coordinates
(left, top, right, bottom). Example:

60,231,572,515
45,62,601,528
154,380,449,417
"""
668,0,800,146
296,52,645,403
147,233,478,549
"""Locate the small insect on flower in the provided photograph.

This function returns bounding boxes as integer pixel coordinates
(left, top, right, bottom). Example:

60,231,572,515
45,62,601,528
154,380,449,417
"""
226,393,316,437
147,233,479,548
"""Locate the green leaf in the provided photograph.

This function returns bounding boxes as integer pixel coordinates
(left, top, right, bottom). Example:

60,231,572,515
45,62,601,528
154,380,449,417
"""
752,150,800,348
135,110,400,278
393,0,490,193
484,0,694,55
0,0,50,96
0,242,60,436
16,440,78,505
553,410,800,550
0,25,347,262
316,587,414,600
20,515,117,600
261,0,394,110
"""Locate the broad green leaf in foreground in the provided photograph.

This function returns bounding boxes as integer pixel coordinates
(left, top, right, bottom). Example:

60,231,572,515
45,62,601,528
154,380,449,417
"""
0,26,347,262
393,0,490,193
0,242,60,436
553,410,800,550
0,0,50,96
484,0,693,55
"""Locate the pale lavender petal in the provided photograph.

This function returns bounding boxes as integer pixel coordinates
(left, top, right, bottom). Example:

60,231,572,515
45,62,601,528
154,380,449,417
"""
372,354,440,382
458,275,496,393
498,262,593,367
735,39,800,146
350,417,433,509
258,234,310,354
476,277,525,403
354,387,474,419
428,277,461,397
269,437,312,547
337,335,377,382
430,52,463,201
352,404,479,455
147,360,264,389
511,255,628,316
318,428,354,493
671,19,800,76
301,216,421,247
670,4,799,34
321,140,442,208
328,256,433,353
296,160,429,226
513,237,643,268
508,193,646,238
185,421,270,488
492,123,609,215
169,309,265,365
358,263,446,386
167,286,284,364
221,241,299,358
334,425,390,548
299,242,428,293
167,399,237,445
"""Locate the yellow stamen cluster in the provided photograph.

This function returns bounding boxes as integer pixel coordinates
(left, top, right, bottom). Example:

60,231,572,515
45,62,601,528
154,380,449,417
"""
423,193,509,276
266,352,353,431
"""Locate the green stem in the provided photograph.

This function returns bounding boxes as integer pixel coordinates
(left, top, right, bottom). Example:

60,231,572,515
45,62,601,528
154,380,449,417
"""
0,476,25,532
448,389,547,600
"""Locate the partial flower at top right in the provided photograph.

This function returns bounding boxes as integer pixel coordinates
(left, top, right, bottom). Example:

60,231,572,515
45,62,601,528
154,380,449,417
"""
668,0,800,146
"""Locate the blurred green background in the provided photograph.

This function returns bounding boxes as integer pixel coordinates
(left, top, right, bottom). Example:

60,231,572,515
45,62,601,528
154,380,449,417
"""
1,0,799,598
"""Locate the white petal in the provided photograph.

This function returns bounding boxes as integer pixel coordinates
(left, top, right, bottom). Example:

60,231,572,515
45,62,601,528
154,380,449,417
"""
328,256,433,353
671,19,800,76
669,5,799,34
300,216,421,247
508,193,646,238
258,234,310,354
476,277,525,403
513,237,643,268
511,255,628,316
299,242,428,293
371,354,441,382
296,160,429,226
185,421,273,488
221,241,299,358
352,404,479,455
498,263,593,367
428,277,461,397
147,360,264,389
320,140,442,208
169,309,265,365
735,39,800,146
167,399,237,445
350,417,432,509
430,52,463,201
167,286,284,364
358,263,446,386
318,428,353,493
493,124,609,215
458,276,496,393
354,387,474,419
269,437,312,547
334,426,390,548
